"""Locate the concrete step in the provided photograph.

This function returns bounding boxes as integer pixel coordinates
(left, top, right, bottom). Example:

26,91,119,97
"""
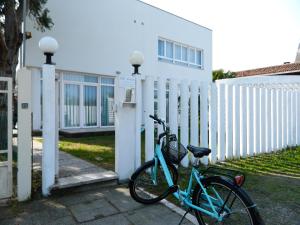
51,171,119,193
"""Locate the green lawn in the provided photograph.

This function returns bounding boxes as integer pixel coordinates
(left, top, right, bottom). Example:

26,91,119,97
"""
58,135,115,171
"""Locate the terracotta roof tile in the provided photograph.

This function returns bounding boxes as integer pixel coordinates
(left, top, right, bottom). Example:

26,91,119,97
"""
235,63,300,77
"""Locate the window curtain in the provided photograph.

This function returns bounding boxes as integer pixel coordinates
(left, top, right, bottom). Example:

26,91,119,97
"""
0,93,8,150
64,84,80,127
84,86,97,126
101,86,114,126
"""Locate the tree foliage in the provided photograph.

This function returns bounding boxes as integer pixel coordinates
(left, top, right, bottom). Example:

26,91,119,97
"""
0,0,53,79
212,69,236,81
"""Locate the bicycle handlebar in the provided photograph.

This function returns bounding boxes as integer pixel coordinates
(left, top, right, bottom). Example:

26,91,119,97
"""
149,115,169,142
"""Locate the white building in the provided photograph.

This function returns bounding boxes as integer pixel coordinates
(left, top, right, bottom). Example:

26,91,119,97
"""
23,0,212,132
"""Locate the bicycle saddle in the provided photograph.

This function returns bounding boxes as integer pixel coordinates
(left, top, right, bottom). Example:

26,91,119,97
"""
187,145,211,158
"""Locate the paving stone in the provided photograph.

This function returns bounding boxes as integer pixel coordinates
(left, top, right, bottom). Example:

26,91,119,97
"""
125,204,193,225
45,216,77,225
104,187,143,212
0,216,33,225
81,214,132,225
69,198,118,223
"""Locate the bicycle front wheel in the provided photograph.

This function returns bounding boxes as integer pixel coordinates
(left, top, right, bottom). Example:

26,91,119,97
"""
129,159,178,204
192,176,264,225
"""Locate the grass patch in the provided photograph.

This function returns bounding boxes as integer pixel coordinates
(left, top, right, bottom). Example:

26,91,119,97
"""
58,135,115,171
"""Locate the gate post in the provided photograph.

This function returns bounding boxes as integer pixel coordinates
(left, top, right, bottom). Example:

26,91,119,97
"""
17,68,32,201
115,51,143,181
39,37,59,196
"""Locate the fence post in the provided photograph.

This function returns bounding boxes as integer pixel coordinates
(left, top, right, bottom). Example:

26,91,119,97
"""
253,86,260,154
190,81,199,162
135,75,142,169
271,89,277,151
240,86,247,157
276,89,283,150
200,82,209,165
17,68,32,201
232,85,240,158
225,84,233,159
297,89,300,145
286,90,291,146
217,83,226,161
282,89,287,148
292,90,297,146
157,77,166,136
247,86,254,156
169,79,178,138
260,87,266,153
180,80,189,167
209,83,217,163
145,76,155,162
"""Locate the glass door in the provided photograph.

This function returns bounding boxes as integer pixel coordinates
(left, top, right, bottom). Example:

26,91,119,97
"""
64,84,80,127
84,85,97,127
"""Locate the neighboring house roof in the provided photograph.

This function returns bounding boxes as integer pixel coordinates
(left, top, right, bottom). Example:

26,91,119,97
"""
235,63,300,77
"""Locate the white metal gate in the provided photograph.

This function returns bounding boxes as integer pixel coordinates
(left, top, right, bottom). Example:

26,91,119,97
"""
0,77,12,199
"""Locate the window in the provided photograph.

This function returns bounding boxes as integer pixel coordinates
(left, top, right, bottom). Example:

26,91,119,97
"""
157,38,203,69
62,73,115,128
196,50,202,66
189,48,195,64
84,86,97,126
182,47,188,62
158,40,165,57
175,44,181,61
101,77,114,126
64,84,80,127
166,41,173,59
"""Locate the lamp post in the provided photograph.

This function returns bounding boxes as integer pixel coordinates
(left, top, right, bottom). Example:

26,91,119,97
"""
39,36,59,196
130,51,144,169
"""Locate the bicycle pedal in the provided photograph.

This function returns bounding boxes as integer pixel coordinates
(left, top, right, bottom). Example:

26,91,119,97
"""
169,185,178,193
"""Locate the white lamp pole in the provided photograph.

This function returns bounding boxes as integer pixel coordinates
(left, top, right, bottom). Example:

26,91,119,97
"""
39,36,59,196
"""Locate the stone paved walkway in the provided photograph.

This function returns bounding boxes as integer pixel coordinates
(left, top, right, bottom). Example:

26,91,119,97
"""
0,185,194,225
32,140,108,178
32,140,118,189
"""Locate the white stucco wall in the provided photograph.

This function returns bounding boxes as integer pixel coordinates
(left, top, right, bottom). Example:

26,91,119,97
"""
25,0,212,81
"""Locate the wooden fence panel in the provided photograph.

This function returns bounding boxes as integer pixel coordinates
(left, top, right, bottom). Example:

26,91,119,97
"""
232,85,240,158
247,86,254,156
240,86,247,157
266,88,272,152
253,86,260,154
209,83,217,163
144,76,155,162
225,84,233,159
169,79,178,138
217,83,226,161
180,80,189,167
200,83,209,164
190,82,199,162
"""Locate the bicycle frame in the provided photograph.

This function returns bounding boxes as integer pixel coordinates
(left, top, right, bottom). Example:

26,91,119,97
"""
153,142,226,222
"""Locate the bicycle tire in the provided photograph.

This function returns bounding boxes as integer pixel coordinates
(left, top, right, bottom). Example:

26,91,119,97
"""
192,176,265,225
129,159,178,204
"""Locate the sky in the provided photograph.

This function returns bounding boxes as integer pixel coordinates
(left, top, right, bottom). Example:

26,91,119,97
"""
142,0,300,71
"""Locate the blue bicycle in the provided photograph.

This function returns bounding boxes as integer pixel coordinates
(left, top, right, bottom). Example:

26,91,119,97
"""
129,115,264,225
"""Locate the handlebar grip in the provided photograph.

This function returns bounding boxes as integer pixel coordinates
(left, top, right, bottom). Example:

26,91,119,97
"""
149,115,155,119
149,114,162,124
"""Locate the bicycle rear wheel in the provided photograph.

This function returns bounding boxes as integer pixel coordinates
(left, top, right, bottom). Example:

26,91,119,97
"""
192,176,264,225
129,159,178,204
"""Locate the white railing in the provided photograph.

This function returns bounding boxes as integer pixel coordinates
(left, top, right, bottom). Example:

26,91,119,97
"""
141,75,300,166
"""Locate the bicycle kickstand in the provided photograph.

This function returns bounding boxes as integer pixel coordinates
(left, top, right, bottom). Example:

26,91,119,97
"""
178,208,191,225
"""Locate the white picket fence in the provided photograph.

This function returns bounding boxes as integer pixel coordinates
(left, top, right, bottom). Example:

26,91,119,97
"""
142,75,300,166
